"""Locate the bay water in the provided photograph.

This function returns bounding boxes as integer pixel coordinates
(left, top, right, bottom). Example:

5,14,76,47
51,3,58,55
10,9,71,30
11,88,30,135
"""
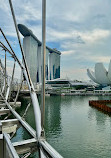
12,95,111,158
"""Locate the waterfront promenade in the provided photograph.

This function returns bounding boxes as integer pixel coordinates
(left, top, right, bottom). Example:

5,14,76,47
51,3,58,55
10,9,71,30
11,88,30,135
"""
10,81,111,96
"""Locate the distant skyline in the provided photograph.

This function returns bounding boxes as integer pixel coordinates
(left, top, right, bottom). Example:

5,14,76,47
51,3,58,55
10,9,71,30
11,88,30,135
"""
1,0,111,81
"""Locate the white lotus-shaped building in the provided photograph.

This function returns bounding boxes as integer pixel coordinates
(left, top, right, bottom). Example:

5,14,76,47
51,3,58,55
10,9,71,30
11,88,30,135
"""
87,60,111,85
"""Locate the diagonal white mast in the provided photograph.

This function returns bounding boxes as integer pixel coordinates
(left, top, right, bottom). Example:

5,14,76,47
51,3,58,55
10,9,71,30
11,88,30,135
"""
41,0,46,133
8,0,41,139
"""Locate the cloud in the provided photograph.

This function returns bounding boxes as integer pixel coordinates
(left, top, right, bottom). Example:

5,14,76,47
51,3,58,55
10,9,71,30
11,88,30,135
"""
80,29,111,43
61,67,88,80
61,29,110,48
1,0,111,81
0,57,21,80
61,50,76,56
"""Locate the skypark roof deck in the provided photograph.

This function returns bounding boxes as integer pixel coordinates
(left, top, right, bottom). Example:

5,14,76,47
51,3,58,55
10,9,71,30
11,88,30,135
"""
18,24,61,55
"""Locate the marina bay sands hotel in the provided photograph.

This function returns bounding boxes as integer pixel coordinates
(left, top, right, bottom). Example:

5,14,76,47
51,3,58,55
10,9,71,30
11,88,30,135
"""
18,24,61,83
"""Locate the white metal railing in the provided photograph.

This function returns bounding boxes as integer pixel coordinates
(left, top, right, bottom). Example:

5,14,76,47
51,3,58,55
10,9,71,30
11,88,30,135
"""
4,133,19,158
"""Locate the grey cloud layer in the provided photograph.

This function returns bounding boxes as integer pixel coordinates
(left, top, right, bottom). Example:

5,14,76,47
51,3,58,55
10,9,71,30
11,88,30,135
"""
0,0,111,80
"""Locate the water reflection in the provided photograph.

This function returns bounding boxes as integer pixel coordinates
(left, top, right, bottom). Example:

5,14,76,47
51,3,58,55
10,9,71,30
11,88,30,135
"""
15,95,111,158
45,96,62,138
88,107,107,125
12,98,33,142
18,96,62,138
88,96,111,128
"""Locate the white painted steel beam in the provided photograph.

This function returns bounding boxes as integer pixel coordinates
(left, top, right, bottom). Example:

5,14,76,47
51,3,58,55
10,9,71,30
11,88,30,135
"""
0,109,10,115
4,133,19,158
1,119,19,127
13,138,37,155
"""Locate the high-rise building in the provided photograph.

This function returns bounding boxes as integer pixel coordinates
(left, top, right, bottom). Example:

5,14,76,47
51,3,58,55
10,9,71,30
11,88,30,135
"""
18,24,61,83
23,36,38,83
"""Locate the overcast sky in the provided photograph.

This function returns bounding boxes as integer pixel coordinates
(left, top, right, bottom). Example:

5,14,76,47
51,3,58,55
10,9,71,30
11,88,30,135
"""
1,0,111,81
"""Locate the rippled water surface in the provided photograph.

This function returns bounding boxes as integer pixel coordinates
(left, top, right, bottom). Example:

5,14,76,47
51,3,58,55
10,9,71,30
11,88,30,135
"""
14,95,111,158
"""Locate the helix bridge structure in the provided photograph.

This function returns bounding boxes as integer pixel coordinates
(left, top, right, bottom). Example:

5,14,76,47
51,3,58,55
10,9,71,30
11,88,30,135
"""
0,0,63,157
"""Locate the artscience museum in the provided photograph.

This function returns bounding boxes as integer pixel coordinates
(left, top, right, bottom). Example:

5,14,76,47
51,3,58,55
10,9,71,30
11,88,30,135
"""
87,60,111,86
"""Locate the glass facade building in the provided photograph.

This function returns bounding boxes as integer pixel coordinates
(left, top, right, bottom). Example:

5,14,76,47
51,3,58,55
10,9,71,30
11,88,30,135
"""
19,24,61,83
23,36,38,83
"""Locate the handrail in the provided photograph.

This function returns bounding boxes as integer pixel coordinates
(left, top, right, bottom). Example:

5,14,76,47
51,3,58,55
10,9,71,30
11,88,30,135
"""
4,133,19,158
